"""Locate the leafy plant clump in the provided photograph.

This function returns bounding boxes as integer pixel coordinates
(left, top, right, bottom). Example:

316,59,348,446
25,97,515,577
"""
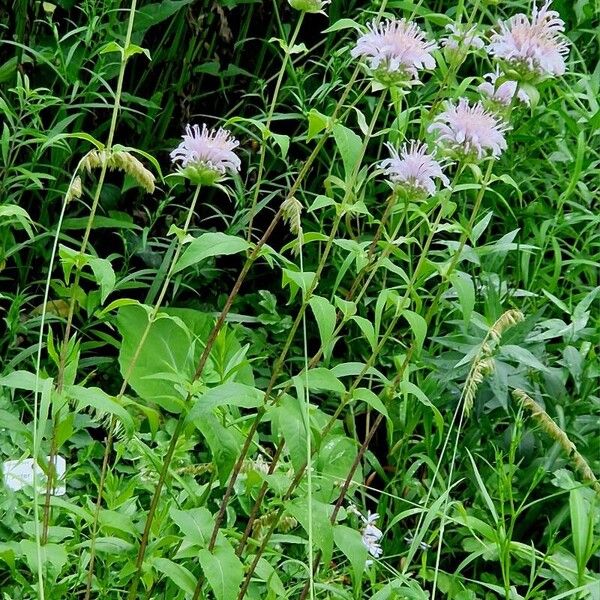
0,1,598,599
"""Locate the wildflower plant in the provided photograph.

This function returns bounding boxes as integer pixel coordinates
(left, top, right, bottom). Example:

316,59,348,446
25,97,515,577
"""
351,18,437,87
488,0,570,81
170,123,241,186
380,141,449,199
428,98,509,161
0,2,596,600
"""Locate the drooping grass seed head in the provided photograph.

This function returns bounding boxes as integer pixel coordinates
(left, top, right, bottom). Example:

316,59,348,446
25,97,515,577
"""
428,98,509,162
380,141,449,200
488,0,570,82
66,176,82,203
170,123,241,186
351,18,437,88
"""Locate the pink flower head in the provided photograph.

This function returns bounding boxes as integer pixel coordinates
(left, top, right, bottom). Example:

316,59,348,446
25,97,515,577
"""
171,123,241,185
441,23,485,53
478,67,531,106
381,141,449,198
351,18,437,86
428,98,509,161
488,0,569,79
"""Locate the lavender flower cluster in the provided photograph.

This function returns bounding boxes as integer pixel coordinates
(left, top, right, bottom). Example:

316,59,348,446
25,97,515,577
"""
350,0,569,199
168,1,569,203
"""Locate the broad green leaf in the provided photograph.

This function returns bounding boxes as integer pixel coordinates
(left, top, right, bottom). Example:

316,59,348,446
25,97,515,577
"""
198,540,243,600
98,509,136,536
306,108,330,141
449,271,475,324
352,387,389,420
174,232,250,274
472,211,493,242
0,370,44,391
333,525,367,582
282,268,315,301
309,295,337,355
19,541,67,575
403,310,427,355
99,41,123,55
78,537,134,554
352,315,376,350
116,304,196,412
124,43,151,61
65,384,134,436
333,123,362,178
87,256,116,303
188,382,264,423
272,394,307,472
133,0,195,31
570,487,594,580
334,296,356,320
308,194,335,212
500,345,549,373
165,307,254,386
96,298,139,318
396,380,443,432
0,204,35,238
316,434,361,502
323,18,362,33
272,133,289,158
299,367,345,394
254,558,286,597
0,371,53,457
170,507,213,547
153,558,196,596
194,412,243,484
286,497,334,565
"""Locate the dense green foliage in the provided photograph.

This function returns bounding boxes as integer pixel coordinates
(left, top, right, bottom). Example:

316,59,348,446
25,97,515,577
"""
0,1,598,599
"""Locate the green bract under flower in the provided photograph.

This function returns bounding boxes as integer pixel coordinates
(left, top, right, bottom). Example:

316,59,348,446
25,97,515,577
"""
288,0,330,13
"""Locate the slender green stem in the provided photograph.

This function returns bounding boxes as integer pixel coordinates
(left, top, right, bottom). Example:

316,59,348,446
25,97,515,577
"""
256,176,459,600
83,184,201,600
34,0,139,588
128,204,284,600
298,239,315,600
31,164,83,600
246,10,305,242
405,159,495,582
204,87,387,557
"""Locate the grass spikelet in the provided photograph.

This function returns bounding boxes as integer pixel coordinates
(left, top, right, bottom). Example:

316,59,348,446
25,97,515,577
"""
463,309,524,416
176,463,214,476
490,309,524,343
252,511,298,539
79,149,155,193
464,356,494,416
281,196,303,237
513,388,600,495
110,151,156,194
81,149,107,173
66,176,82,203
